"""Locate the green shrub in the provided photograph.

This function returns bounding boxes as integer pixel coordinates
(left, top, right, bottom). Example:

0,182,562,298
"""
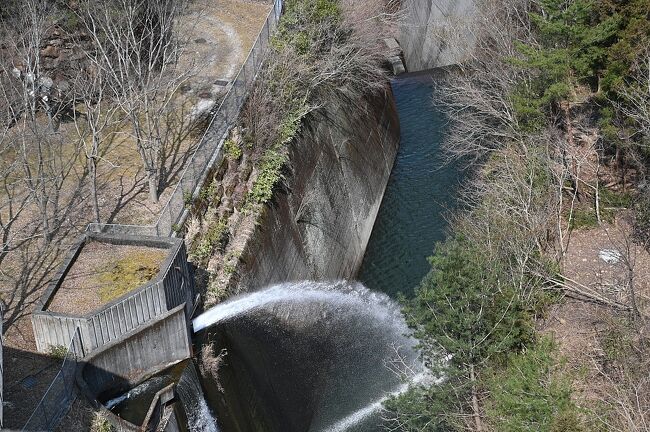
91,413,115,432
224,138,242,160
183,191,194,207
313,0,340,21
484,338,584,432
246,149,287,206
49,344,68,359
292,32,311,55
569,207,599,230
223,263,236,275
600,187,632,209
194,217,229,262
245,106,306,207
568,189,629,230
199,178,220,202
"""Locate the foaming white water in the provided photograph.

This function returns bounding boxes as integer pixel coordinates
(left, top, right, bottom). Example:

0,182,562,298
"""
104,376,166,410
192,281,405,333
189,397,220,432
192,280,427,432
104,393,128,410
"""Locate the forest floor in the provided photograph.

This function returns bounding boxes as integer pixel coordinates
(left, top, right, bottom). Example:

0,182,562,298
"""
539,214,650,422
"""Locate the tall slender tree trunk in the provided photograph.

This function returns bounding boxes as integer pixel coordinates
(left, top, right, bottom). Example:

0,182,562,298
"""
90,156,100,223
131,111,160,203
148,172,159,203
470,364,484,432
563,102,580,199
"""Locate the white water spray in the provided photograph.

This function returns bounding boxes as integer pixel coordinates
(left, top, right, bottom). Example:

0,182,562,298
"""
192,281,427,432
323,372,430,432
193,281,410,333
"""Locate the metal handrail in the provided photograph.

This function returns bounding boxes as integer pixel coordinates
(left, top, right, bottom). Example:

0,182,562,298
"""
88,0,284,237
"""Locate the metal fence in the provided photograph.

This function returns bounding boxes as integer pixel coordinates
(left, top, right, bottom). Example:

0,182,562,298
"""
22,3,285,429
88,0,284,237
22,328,83,431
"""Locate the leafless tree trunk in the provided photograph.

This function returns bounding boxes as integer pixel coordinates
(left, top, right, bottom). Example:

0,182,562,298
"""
469,364,483,432
77,0,194,203
0,0,91,330
70,57,121,223
616,49,650,142
1,0,84,244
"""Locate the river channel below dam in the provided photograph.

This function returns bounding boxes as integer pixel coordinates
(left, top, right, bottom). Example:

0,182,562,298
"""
108,71,462,432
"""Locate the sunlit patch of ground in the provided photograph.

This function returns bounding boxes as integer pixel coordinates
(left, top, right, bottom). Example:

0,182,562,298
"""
539,215,650,419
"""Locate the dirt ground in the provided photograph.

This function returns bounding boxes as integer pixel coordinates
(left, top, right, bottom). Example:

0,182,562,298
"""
3,345,61,430
539,215,650,416
46,242,168,316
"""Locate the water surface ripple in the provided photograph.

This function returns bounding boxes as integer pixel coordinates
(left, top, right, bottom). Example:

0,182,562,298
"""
359,73,462,298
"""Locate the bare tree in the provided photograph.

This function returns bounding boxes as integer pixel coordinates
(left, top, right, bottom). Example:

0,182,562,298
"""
433,0,536,161
616,48,650,142
78,0,194,203
0,0,90,332
1,0,84,244
0,89,30,270
70,58,121,223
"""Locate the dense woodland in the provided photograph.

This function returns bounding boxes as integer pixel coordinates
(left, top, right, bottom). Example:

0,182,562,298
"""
386,1,650,431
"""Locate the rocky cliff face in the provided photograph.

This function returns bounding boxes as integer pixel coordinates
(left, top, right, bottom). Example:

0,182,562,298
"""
232,89,400,292
399,0,475,71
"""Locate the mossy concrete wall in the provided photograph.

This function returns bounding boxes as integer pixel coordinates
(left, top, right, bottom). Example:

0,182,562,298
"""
234,89,400,291
32,233,194,357
76,305,192,431
399,0,475,71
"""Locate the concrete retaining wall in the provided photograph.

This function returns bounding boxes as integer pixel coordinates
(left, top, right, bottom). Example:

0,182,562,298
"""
142,384,175,431
233,89,400,292
32,233,194,357
76,305,192,431
77,305,191,400
399,0,475,71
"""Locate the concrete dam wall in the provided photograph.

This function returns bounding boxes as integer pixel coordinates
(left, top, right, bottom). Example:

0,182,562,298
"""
233,89,400,292
399,0,475,71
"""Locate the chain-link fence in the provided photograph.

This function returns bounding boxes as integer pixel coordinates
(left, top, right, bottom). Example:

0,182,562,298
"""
88,0,284,238
22,328,83,431
24,3,285,430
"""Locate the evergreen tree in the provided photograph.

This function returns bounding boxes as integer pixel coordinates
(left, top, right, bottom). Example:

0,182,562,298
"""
512,0,620,128
385,237,536,431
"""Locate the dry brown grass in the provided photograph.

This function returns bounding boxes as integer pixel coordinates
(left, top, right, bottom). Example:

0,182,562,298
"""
1,0,270,351
47,242,167,315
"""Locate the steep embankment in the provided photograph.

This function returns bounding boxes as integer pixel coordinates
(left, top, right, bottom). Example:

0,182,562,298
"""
186,0,401,306
235,91,399,290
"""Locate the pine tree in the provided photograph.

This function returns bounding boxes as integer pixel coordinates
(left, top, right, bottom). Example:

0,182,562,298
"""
512,0,620,127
